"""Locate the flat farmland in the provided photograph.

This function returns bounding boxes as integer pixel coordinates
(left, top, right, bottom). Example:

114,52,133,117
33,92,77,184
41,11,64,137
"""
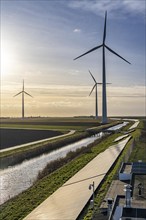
0,117,101,130
0,128,63,150
0,117,109,151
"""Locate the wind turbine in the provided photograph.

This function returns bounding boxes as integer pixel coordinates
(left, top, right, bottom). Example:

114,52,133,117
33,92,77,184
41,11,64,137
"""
89,70,102,119
14,80,33,118
89,70,111,120
74,11,131,124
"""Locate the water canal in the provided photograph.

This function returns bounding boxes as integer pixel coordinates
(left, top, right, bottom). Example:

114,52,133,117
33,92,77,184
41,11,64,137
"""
107,121,128,131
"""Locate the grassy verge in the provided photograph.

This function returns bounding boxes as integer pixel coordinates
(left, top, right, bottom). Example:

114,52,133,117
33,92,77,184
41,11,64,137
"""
0,131,122,220
128,120,146,162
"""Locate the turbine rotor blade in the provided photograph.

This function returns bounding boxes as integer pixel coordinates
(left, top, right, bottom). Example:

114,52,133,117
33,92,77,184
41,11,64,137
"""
23,79,24,91
89,70,97,83
89,84,96,96
24,91,33,97
103,11,107,44
74,44,102,60
105,45,131,64
14,91,23,97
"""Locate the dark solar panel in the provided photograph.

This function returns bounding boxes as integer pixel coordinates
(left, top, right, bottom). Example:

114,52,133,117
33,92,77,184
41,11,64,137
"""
122,207,146,218
132,162,146,174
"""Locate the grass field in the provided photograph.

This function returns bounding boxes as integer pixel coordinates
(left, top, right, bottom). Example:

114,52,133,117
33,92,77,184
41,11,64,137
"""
0,117,104,131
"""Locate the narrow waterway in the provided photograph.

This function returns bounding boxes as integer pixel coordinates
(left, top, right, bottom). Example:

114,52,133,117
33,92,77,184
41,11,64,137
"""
0,133,103,205
107,121,128,131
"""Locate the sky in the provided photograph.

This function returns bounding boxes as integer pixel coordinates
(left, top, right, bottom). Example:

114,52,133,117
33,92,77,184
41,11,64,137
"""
1,0,146,118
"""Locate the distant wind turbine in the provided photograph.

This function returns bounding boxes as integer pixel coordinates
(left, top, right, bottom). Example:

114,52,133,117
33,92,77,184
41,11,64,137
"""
89,70,111,120
14,80,33,118
74,11,131,124
89,70,102,119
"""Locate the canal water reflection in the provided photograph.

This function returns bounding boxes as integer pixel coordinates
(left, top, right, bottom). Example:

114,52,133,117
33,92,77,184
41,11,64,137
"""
107,121,128,131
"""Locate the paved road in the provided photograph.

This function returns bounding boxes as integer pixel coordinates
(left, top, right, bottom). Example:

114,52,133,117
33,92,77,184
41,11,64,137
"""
24,136,131,220
113,134,129,142
128,119,139,130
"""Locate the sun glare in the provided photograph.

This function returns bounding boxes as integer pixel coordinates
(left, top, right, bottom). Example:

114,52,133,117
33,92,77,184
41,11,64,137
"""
1,43,17,75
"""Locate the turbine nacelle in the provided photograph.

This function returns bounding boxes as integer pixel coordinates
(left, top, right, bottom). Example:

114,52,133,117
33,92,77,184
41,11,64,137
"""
74,43,130,65
74,11,131,65
14,80,33,118
89,70,111,96
14,91,33,98
89,70,102,96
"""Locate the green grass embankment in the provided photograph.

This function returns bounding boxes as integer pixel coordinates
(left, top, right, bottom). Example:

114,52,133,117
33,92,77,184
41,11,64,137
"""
0,130,122,220
128,120,146,162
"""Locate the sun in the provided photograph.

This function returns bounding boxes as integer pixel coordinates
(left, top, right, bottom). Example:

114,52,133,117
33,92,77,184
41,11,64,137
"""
1,42,17,75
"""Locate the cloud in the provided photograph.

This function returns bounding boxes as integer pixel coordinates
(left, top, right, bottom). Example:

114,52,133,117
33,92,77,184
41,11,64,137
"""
1,84,145,117
73,28,81,33
68,0,145,18
123,0,145,14
68,69,80,76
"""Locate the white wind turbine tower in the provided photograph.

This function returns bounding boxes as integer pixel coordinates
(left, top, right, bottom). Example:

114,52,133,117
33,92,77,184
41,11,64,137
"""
74,11,131,124
14,80,33,118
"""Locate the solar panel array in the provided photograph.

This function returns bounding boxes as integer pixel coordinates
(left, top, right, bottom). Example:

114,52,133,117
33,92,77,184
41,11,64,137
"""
132,162,146,174
122,207,146,218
